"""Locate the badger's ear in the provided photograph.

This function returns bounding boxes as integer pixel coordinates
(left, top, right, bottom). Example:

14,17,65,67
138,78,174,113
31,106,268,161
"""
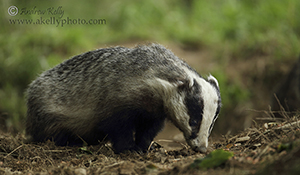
174,79,192,91
207,74,219,89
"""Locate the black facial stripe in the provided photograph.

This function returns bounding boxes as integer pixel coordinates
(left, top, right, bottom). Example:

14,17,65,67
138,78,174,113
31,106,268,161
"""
208,114,217,135
185,79,203,139
208,78,219,91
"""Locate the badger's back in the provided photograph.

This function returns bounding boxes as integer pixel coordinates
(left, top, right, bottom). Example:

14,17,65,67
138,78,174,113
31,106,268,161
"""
26,44,196,146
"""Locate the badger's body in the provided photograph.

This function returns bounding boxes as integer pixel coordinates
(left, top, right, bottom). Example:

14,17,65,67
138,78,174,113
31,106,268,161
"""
26,43,221,153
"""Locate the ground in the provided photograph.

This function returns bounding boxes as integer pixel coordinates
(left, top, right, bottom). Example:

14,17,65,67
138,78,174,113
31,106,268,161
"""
1,116,300,175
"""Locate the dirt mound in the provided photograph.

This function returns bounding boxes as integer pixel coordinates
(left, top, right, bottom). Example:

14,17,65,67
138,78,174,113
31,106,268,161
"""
1,117,300,175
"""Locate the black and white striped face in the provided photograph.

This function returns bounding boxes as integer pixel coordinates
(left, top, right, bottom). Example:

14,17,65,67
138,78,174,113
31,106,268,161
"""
181,72,221,153
144,67,221,153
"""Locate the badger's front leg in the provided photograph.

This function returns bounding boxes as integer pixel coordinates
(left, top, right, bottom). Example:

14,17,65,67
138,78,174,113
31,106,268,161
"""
98,110,138,153
134,113,166,152
109,128,136,153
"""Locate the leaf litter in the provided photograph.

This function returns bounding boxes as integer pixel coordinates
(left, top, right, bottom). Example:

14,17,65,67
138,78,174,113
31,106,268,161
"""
0,114,300,174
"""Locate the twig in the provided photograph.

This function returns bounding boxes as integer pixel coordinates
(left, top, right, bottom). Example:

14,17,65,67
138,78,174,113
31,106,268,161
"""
148,141,156,151
226,134,240,143
274,94,290,118
248,128,270,142
76,134,88,146
276,120,300,130
235,136,250,143
155,139,189,149
254,145,270,160
43,149,73,152
255,118,285,121
104,161,124,169
268,105,276,118
4,145,23,158
148,139,188,151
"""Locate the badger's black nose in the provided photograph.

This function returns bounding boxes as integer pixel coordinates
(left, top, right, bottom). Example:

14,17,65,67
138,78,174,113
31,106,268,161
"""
194,146,207,153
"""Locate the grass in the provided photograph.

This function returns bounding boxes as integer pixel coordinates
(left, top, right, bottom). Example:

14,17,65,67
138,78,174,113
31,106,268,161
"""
0,0,300,131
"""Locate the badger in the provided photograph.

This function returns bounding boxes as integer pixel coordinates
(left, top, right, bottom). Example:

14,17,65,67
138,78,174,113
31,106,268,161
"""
26,43,221,153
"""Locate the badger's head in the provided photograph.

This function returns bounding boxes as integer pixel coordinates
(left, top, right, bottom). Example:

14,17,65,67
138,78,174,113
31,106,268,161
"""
168,72,221,153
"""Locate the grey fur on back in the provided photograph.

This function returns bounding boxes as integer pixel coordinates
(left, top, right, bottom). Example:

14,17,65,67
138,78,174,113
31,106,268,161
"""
26,43,199,149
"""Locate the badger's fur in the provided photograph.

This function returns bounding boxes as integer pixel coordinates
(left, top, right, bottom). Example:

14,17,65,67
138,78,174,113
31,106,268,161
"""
26,43,221,153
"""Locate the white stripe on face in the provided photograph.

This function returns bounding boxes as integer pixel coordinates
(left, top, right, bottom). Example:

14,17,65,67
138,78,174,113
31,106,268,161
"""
182,67,220,152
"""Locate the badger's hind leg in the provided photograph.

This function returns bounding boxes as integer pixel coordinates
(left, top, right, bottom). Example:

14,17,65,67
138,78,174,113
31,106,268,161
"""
26,106,50,143
26,106,80,146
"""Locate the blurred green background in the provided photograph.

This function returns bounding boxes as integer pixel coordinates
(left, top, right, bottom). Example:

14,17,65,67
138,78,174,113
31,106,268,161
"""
1,0,300,135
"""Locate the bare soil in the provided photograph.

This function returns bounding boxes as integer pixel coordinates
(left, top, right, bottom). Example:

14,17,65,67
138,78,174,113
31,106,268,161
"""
1,116,300,175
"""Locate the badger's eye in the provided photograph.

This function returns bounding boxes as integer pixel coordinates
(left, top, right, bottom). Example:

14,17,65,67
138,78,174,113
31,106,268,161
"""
190,119,198,126
189,117,202,140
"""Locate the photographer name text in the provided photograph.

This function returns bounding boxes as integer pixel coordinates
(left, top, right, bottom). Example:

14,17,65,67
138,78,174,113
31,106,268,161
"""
20,6,64,18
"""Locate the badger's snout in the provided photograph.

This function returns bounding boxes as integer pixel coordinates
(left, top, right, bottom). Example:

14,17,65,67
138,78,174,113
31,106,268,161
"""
186,135,208,154
193,145,207,153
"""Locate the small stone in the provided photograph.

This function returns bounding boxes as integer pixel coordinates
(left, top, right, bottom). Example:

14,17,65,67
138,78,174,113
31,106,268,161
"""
74,168,87,175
